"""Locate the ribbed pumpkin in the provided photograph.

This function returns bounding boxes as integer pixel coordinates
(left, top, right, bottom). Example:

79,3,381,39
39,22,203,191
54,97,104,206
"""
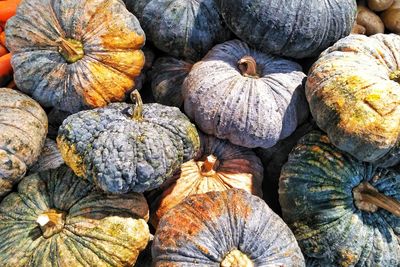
124,0,231,61
183,39,309,149
0,88,47,199
150,57,192,107
0,166,150,266
150,133,263,227
5,0,145,113
57,90,200,194
306,33,400,167
217,0,357,58
279,131,400,266
29,138,64,174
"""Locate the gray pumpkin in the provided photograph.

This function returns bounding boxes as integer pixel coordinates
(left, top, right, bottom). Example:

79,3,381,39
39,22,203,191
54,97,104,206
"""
217,0,357,58
29,138,64,174
183,39,309,149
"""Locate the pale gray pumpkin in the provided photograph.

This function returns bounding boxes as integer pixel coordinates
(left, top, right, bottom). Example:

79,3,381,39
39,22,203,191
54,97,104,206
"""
29,138,64,174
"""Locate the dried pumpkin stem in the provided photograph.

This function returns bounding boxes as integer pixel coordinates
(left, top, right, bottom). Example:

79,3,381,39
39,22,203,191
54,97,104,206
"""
36,209,66,238
390,70,400,84
130,89,143,121
201,155,218,174
353,182,400,216
238,56,259,78
57,37,84,64
221,249,254,267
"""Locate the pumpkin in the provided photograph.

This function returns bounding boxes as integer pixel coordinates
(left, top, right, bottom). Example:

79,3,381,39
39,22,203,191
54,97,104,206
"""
134,46,156,92
0,166,150,266
57,90,200,194
150,57,192,107
279,131,400,266
124,0,231,61
381,0,400,34
356,5,385,35
306,33,400,167
150,132,263,227
183,39,309,149
0,88,47,199
5,0,146,113
29,138,64,174
217,0,357,58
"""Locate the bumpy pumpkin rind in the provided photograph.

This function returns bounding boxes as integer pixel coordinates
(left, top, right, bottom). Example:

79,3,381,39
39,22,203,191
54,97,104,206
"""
5,0,146,113
29,138,64,174
279,131,400,266
153,189,305,266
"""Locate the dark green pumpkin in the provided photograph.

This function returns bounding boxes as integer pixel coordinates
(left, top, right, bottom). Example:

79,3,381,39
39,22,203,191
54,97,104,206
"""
279,131,400,266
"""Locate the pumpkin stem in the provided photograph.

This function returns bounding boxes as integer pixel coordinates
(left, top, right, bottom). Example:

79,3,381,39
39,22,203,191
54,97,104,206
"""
201,155,218,174
57,37,84,64
238,56,259,78
353,182,400,216
390,70,400,84
130,89,143,121
36,209,67,238
221,249,254,267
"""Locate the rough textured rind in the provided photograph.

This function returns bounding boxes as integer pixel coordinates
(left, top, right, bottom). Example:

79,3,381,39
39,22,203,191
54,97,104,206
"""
153,189,305,266
217,0,356,58
279,131,400,266
5,0,146,113
57,102,200,193
29,138,64,174
124,0,231,61
0,166,150,267
306,33,400,167
0,88,48,199
183,39,309,149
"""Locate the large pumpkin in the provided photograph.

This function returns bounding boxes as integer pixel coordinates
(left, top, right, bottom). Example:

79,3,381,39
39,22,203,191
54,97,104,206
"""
0,166,150,266
183,39,308,149
124,0,231,61
153,189,305,266
306,33,400,167
5,0,145,113
279,131,400,266
150,133,263,227
57,90,200,194
217,0,357,58
0,88,47,199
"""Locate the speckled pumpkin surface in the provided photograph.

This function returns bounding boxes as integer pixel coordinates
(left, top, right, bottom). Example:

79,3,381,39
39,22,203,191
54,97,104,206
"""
153,189,305,266
279,131,400,266
183,39,309,149
124,0,231,61
29,138,64,174
5,0,145,113
57,91,200,194
0,88,47,199
306,33,400,167
150,133,263,227
217,0,356,58
0,166,150,267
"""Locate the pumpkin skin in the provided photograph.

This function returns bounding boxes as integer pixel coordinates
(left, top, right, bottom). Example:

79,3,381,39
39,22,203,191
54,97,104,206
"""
279,131,400,266
150,133,263,227
217,0,357,58
0,166,150,267
124,0,231,61
57,91,200,194
183,39,309,149
150,57,192,107
5,0,146,113
134,46,156,92
29,138,64,174
306,33,400,167
0,88,47,199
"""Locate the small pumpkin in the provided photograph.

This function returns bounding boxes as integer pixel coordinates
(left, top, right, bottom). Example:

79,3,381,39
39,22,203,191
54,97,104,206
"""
29,138,64,174
183,39,309,149
150,132,263,227
153,189,305,266
0,166,150,266
5,0,146,113
150,57,192,107
217,0,357,58
306,33,400,167
0,88,47,199
279,131,400,266
57,90,200,194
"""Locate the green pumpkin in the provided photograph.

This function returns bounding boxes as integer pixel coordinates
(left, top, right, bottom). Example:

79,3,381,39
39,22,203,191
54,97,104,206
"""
0,166,150,266
279,131,400,266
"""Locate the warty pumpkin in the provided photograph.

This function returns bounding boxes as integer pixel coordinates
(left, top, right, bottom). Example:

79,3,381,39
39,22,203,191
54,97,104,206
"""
0,88,47,199
279,131,400,266
152,189,305,266
0,166,150,267
306,33,400,167
183,39,309,149
5,0,146,113
57,90,200,194
29,138,64,174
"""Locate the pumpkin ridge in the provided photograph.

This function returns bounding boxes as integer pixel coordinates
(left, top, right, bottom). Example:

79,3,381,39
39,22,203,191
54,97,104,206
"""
0,105,47,128
80,0,116,40
59,236,93,267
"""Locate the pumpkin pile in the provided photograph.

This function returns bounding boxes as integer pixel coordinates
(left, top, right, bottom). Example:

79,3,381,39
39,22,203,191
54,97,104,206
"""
0,0,400,266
